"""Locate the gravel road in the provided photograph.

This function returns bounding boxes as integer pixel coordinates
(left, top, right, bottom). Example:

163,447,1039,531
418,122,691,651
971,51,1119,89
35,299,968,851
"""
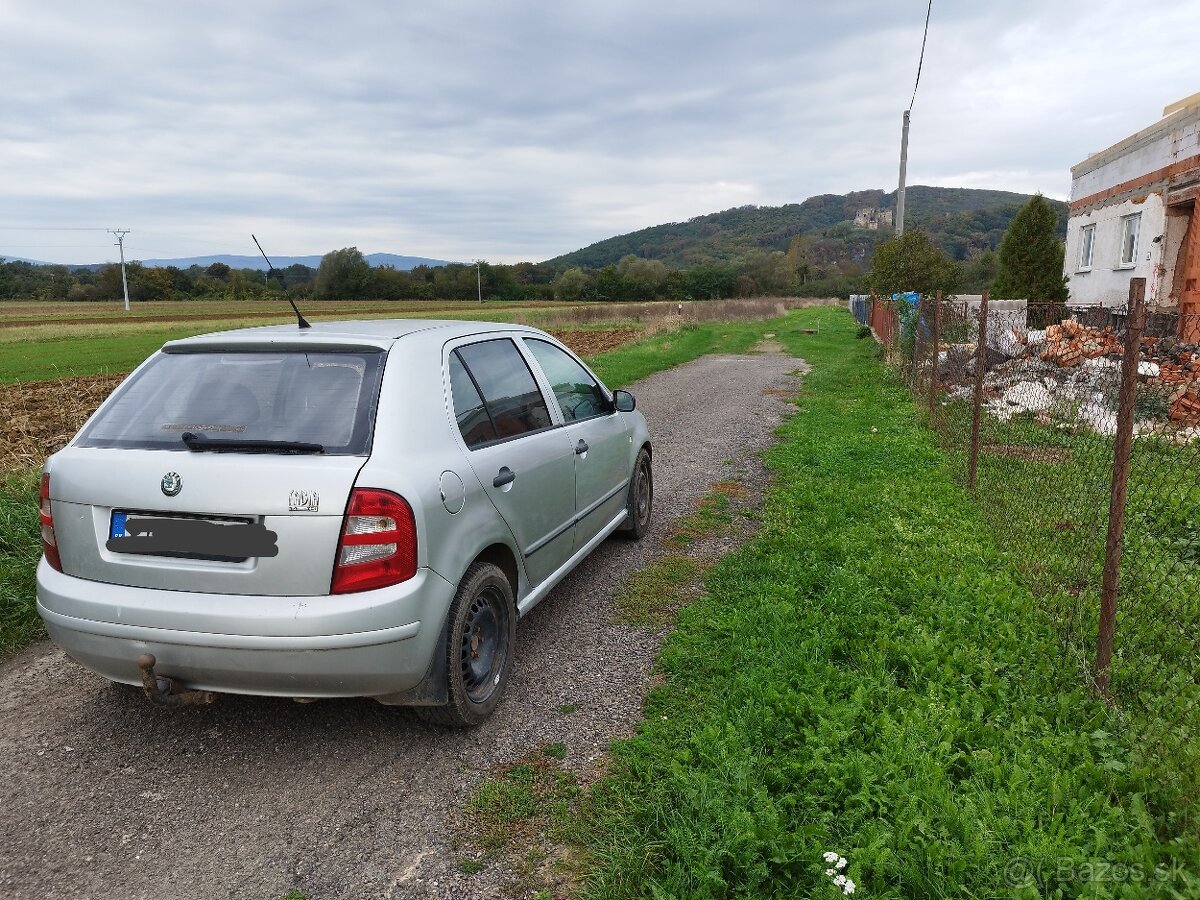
0,351,805,900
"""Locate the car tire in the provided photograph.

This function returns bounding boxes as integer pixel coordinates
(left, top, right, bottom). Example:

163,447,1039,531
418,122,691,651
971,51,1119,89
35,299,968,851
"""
418,561,516,727
618,447,653,539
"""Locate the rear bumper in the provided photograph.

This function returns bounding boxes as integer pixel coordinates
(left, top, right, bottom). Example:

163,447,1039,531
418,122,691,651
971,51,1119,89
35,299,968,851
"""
36,560,456,699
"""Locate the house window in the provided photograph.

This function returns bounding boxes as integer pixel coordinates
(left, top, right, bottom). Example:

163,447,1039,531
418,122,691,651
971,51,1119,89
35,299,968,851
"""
1078,224,1095,271
1119,213,1141,268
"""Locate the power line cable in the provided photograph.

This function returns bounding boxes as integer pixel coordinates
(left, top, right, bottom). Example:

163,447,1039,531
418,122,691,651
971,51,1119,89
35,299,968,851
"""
908,0,933,113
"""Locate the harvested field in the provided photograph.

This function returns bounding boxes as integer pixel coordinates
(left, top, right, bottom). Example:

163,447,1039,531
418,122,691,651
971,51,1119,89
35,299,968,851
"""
0,374,124,470
0,328,640,471
549,327,639,356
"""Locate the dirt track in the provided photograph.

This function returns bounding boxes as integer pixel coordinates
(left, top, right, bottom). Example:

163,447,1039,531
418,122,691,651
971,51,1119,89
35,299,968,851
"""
0,349,806,900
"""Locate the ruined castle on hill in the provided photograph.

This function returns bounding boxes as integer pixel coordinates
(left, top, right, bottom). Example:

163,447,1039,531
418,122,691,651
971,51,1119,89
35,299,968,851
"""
853,207,893,230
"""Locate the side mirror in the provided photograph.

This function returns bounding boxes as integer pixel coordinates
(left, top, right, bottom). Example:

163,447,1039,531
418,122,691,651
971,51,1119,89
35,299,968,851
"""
613,389,636,412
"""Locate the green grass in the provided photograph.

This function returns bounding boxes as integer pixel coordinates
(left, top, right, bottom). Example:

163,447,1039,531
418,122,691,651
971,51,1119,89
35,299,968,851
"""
586,320,774,389
0,471,41,656
575,308,1200,898
0,326,223,383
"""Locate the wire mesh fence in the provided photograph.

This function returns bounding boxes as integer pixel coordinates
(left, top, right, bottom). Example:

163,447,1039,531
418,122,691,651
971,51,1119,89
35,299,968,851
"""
874,285,1200,721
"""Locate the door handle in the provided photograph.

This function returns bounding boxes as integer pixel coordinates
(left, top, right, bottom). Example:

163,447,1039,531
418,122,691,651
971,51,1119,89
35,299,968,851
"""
574,439,589,455
493,466,516,488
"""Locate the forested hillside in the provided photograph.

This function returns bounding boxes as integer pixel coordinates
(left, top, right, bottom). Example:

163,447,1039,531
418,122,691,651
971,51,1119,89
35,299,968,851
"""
547,186,1067,270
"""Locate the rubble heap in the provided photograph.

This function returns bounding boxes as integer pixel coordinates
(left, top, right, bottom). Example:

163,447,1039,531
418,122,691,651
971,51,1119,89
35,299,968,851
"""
937,318,1200,434
1153,350,1200,422
1022,322,1200,425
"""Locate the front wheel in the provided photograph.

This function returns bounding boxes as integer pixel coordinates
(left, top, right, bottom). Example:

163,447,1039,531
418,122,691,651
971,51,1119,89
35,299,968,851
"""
618,447,653,539
418,562,516,727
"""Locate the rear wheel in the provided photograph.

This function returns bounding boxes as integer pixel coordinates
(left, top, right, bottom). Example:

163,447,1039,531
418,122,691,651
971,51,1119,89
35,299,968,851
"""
418,561,515,727
618,447,653,539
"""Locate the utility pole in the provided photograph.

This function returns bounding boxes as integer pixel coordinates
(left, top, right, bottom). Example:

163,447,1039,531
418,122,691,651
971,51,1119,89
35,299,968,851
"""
896,110,910,236
110,229,131,312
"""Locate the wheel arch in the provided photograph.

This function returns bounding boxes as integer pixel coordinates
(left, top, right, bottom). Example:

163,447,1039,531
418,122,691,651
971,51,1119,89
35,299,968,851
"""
470,542,520,605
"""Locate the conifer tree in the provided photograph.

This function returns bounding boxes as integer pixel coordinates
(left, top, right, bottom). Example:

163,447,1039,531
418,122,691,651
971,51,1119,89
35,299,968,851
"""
990,195,1068,302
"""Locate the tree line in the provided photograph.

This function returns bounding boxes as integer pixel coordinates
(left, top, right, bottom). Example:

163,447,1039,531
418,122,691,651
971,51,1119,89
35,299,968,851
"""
0,196,1064,305
0,247,840,303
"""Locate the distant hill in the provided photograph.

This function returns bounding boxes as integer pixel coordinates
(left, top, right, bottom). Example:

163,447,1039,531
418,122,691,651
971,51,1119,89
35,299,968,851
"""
545,186,1067,271
135,252,456,271
0,252,456,271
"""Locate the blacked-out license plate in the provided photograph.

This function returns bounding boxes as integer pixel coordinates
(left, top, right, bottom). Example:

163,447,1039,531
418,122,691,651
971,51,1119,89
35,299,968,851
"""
107,511,278,559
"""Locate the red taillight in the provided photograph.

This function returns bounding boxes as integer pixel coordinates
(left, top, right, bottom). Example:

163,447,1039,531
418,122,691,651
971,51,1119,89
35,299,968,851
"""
39,473,62,572
331,488,417,594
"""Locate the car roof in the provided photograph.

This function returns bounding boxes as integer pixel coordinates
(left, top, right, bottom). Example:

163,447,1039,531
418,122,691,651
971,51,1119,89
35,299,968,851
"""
161,318,547,352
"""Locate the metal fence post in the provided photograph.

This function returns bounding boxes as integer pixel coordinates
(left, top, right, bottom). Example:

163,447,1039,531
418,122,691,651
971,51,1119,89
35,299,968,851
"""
928,290,941,419
967,290,990,490
1095,277,1147,697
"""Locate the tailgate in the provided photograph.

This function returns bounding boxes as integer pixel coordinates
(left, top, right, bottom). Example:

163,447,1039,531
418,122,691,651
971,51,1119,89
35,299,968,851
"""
48,448,364,596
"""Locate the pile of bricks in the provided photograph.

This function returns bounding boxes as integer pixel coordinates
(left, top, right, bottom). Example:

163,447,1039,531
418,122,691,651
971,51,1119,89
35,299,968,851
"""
1148,350,1200,422
1035,320,1122,367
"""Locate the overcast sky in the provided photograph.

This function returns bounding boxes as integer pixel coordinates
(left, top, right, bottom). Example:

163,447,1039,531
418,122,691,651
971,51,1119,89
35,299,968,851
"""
0,1,1193,266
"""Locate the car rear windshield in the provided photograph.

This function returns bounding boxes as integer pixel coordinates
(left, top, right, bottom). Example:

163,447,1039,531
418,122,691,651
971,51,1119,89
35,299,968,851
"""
76,349,385,455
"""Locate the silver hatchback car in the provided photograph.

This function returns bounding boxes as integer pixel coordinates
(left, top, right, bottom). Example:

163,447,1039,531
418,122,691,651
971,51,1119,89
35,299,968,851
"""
36,319,653,725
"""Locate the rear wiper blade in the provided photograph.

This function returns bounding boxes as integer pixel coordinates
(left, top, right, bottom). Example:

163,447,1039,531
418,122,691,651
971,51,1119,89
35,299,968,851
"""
181,432,324,454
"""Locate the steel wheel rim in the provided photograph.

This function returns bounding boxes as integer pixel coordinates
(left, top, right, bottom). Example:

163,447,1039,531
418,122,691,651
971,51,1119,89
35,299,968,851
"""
459,586,507,703
636,462,652,526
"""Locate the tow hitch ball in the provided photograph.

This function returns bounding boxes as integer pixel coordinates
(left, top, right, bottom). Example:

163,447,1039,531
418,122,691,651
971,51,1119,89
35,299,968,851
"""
136,654,215,707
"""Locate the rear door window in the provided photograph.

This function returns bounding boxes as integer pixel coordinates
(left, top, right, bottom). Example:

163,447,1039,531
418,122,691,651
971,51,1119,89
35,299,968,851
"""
449,353,496,447
76,350,384,455
452,339,551,445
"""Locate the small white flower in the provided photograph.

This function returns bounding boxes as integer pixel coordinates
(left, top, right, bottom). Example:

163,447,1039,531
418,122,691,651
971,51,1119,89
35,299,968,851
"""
836,857,847,870
842,878,856,895
823,851,840,864
834,874,847,887
825,868,837,877
870,426,878,433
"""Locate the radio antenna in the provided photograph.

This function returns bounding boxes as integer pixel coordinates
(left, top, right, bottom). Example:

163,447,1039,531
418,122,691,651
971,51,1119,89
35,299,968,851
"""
252,234,310,329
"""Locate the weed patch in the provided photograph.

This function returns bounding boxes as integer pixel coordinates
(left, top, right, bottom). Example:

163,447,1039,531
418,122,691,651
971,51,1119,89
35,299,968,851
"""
460,746,586,895
613,555,709,627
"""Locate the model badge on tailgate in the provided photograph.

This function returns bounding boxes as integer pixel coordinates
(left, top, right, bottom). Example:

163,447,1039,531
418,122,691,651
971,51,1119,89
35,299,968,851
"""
288,490,319,512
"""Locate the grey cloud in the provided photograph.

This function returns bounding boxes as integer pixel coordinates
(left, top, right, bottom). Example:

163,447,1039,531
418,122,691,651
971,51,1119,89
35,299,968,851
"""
1,0,1196,263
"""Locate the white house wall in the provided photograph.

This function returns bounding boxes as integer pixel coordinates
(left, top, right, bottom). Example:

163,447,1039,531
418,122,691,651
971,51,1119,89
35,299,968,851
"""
1064,99,1200,311
1066,194,1166,308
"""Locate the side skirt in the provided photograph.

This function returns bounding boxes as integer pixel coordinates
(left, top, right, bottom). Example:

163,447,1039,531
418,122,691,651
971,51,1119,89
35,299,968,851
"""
515,508,627,618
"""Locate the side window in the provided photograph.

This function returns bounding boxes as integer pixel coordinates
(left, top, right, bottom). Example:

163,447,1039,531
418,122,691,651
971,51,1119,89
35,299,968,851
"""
454,339,552,443
449,353,496,447
525,338,611,422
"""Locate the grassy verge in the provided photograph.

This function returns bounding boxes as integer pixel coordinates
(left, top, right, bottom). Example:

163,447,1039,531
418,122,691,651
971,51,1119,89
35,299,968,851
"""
576,308,1199,898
